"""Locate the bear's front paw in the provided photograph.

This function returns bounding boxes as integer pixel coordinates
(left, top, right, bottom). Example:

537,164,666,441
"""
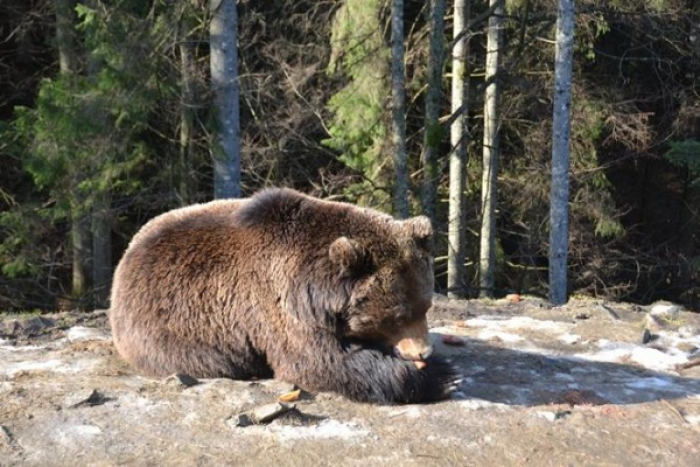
417,355,462,402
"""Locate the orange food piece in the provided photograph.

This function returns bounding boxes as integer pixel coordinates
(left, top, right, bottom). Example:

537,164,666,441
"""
414,360,427,370
506,293,521,302
277,389,301,402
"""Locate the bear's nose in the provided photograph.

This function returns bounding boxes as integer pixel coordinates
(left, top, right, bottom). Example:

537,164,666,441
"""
395,341,433,361
392,317,432,361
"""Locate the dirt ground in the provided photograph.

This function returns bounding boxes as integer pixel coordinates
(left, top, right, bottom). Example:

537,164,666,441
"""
1,297,700,466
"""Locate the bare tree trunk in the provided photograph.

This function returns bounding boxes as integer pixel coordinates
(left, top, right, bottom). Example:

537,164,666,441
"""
55,0,78,75
391,0,409,219
177,12,196,206
55,0,90,301
91,192,111,308
70,200,91,300
447,0,470,298
479,0,503,298
421,0,446,225
82,0,112,308
210,0,241,199
549,0,575,306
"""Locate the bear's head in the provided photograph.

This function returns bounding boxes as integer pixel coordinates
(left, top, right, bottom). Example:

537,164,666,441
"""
329,215,435,362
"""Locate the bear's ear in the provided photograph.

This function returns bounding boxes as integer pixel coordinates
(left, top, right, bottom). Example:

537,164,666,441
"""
403,216,433,251
329,236,365,274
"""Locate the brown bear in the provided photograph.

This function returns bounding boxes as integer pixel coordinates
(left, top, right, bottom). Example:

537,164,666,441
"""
109,188,457,403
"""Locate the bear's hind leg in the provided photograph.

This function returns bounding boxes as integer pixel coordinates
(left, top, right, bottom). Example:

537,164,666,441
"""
113,326,271,379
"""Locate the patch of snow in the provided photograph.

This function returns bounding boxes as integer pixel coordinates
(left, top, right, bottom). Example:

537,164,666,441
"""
575,339,689,372
459,399,511,411
558,333,581,345
658,330,700,348
629,347,688,372
596,339,635,351
536,411,557,422
477,330,523,343
650,303,680,319
53,424,103,446
2,357,100,378
685,414,700,426
625,377,676,390
270,419,370,441
72,424,103,436
3,359,64,377
466,316,572,334
383,406,422,419
553,372,575,382
0,344,48,352
66,326,108,342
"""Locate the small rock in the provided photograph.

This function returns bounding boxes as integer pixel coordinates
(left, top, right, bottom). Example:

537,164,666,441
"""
642,329,656,344
229,414,253,428
68,389,108,408
162,373,200,388
649,303,681,319
442,335,466,346
230,402,295,427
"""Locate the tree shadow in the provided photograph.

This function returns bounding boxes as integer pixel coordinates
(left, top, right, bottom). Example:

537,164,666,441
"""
431,332,700,406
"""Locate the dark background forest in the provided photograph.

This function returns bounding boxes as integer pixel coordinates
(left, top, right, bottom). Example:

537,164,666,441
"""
1,0,699,312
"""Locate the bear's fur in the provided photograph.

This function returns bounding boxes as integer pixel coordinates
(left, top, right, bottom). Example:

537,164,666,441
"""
109,188,457,403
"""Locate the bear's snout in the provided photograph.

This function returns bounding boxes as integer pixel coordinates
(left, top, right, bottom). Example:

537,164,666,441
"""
393,319,433,361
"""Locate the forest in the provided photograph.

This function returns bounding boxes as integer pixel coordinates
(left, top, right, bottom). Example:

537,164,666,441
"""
0,0,699,312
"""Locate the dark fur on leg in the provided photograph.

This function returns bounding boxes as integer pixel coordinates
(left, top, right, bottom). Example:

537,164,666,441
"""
339,347,459,403
273,338,459,404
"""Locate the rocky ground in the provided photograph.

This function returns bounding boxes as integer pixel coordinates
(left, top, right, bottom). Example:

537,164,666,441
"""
1,297,700,466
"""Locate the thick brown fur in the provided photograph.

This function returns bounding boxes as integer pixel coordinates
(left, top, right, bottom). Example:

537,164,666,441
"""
110,188,457,403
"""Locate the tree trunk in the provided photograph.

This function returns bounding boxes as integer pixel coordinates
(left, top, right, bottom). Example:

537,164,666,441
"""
421,0,446,225
447,0,470,298
391,0,409,219
91,191,111,308
479,0,503,298
70,197,91,300
548,0,575,306
177,12,196,206
54,0,78,74
55,0,90,301
210,0,241,199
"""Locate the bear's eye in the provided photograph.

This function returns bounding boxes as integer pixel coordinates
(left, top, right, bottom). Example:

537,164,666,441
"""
352,295,370,308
